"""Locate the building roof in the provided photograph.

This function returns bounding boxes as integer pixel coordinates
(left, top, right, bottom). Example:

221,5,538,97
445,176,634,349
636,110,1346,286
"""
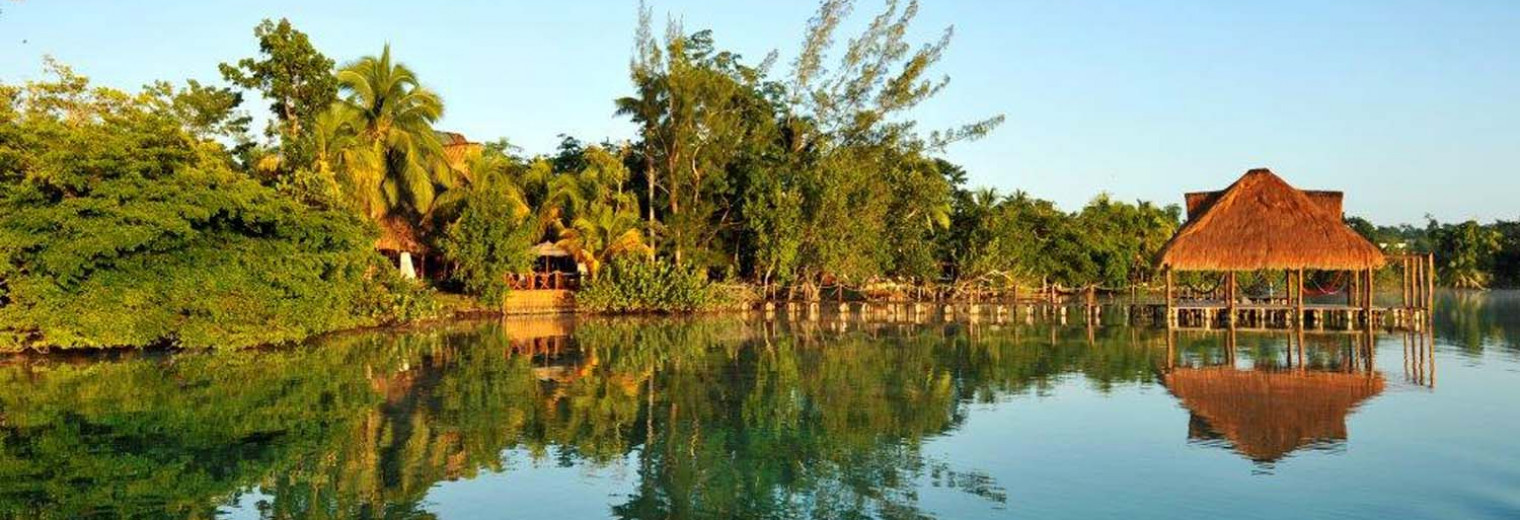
375,215,427,253
1157,169,1385,271
532,241,572,258
435,131,482,174
1164,367,1385,463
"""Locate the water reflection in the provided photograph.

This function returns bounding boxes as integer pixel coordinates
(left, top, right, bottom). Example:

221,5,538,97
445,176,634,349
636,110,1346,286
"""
0,294,1515,518
1161,332,1386,465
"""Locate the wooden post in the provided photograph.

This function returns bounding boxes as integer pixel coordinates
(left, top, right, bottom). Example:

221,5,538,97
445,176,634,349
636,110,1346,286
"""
1296,269,1305,326
1364,268,1374,324
1226,271,1236,325
1165,268,1174,326
1347,270,1357,307
1402,257,1411,309
1414,256,1424,310
1426,253,1435,312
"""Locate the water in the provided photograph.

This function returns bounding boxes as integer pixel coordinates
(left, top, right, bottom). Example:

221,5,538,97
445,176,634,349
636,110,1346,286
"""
1,291,1517,519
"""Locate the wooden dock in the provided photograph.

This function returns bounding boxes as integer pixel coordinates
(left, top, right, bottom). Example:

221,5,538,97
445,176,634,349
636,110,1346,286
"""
1139,300,1429,331
750,298,1431,332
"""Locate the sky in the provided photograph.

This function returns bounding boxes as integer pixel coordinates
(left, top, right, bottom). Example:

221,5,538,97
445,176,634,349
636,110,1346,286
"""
2,0,1516,224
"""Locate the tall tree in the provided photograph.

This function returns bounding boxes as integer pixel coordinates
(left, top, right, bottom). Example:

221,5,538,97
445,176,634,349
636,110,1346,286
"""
333,45,454,224
1429,219,1502,289
620,7,780,267
219,18,337,142
783,0,1004,290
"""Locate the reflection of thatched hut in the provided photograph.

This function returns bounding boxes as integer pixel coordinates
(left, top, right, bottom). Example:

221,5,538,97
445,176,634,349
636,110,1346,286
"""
1164,368,1384,462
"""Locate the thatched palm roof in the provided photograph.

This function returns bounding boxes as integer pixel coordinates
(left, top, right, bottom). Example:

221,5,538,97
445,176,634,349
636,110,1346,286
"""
436,131,482,174
1158,169,1385,271
532,241,572,258
1164,368,1384,463
376,215,427,253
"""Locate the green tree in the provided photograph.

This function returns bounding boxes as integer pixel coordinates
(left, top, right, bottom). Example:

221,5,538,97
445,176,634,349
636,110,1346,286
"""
1494,220,1520,287
0,62,385,350
547,146,651,277
333,45,459,269
437,151,535,304
1430,219,1502,289
219,18,337,141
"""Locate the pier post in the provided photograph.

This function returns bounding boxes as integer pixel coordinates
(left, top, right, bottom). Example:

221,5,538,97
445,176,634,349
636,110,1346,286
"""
1164,268,1175,327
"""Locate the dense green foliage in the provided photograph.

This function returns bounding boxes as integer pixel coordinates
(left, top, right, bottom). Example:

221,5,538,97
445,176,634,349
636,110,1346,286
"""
0,61,434,350
4,3,1511,349
436,178,535,304
576,258,725,313
1349,217,1519,289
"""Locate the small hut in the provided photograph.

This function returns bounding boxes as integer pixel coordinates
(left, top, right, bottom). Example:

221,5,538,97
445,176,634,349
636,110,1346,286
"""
1155,169,1388,324
504,241,580,290
376,215,428,279
1164,368,1385,463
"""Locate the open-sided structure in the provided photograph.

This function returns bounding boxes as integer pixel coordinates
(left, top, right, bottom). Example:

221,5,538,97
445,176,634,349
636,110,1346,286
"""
1155,169,1429,328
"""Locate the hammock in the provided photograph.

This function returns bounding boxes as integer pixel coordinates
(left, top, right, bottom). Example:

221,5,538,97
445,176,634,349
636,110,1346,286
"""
1305,272,1348,296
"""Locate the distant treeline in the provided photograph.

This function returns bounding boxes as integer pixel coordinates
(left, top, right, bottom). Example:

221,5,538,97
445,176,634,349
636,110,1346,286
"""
1347,217,1520,289
1,1,1510,349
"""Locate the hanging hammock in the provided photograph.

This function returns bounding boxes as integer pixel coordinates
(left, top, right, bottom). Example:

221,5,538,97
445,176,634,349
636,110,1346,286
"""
1305,271,1349,296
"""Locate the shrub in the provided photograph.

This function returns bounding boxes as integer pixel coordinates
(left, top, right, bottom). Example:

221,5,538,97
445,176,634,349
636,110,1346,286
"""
576,258,726,313
352,259,443,325
436,186,534,305
0,63,430,350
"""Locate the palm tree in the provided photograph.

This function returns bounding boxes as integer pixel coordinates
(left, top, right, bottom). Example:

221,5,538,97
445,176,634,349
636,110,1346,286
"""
309,103,381,208
334,45,458,276
543,146,650,278
557,195,652,279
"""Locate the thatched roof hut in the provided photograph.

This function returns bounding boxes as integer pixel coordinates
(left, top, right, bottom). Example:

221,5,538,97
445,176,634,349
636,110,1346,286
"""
376,215,427,254
1164,368,1384,462
532,241,572,258
1157,169,1385,271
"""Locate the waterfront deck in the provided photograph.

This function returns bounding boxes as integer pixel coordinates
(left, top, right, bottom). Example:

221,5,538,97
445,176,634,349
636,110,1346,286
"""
755,299,1431,332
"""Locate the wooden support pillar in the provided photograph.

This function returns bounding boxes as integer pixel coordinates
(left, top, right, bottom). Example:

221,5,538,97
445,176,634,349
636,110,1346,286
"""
1363,267,1375,329
1295,268,1305,326
1426,253,1435,312
1401,257,1409,309
1414,256,1424,311
1226,271,1237,325
1165,267,1174,326
1347,270,1357,307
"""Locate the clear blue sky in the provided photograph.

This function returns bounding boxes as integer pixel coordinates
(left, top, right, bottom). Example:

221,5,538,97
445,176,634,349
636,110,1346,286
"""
3,0,1516,224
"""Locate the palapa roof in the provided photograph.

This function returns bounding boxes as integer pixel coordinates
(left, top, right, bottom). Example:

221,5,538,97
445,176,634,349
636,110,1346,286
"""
532,241,572,258
1157,169,1385,271
436,131,482,174
1164,368,1384,463
375,215,427,253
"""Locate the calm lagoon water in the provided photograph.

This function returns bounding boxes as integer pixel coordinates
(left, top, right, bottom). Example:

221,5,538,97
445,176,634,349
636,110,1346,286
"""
2,291,1518,519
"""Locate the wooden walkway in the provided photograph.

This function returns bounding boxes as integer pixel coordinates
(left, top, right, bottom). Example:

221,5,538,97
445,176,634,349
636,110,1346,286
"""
749,299,1430,332
1138,300,1428,331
